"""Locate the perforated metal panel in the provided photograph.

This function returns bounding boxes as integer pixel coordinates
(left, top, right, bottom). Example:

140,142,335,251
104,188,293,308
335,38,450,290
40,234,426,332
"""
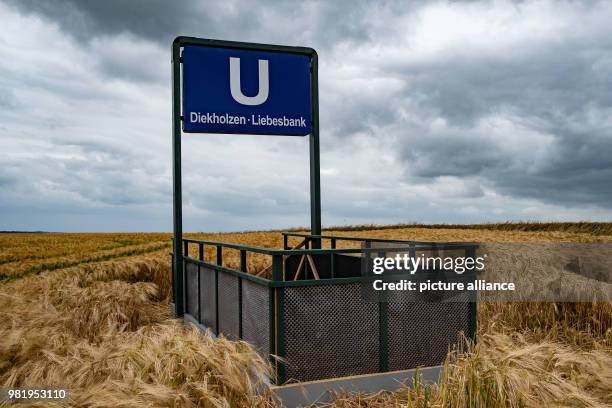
185,262,199,318
387,292,471,371
241,280,271,358
199,266,216,329
217,271,240,339
283,283,380,382
180,236,477,386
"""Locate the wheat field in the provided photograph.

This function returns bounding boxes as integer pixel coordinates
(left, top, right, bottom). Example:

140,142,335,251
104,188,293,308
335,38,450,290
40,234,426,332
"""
1,224,611,407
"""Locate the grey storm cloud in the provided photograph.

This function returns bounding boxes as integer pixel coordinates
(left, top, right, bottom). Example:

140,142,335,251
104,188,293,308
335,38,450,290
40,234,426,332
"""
1,0,612,232
5,0,378,46
3,0,386,85
4,0,215,44
385,31,612,206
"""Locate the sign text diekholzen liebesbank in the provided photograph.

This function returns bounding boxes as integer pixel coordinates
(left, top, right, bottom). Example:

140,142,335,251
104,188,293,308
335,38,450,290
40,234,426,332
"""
182,45,312,136
189,112,308,128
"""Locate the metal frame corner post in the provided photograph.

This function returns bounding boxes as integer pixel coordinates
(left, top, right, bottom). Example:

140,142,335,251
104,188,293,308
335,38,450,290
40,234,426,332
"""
172,38,185,317
309,51,322,248
467,246,478,343
271,254,286,384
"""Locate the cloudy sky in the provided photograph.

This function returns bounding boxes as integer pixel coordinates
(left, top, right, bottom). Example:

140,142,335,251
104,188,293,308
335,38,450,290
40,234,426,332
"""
1,0,612,232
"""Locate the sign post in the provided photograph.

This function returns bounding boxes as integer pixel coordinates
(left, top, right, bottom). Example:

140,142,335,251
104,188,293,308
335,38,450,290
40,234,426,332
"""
171,37,321,316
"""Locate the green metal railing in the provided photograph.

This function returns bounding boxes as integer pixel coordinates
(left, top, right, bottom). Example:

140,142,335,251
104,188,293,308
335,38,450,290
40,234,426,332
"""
174,232,479,384
282,231,480,250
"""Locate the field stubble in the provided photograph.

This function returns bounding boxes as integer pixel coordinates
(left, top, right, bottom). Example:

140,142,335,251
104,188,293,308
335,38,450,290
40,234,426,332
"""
0,225,611,407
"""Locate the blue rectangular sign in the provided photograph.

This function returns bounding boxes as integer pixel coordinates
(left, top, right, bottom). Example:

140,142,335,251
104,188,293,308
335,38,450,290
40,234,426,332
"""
182,45,312,135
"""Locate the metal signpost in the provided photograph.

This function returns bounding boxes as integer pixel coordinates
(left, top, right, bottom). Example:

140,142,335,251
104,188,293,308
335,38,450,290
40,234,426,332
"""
171,38,476,404
172,37,321,316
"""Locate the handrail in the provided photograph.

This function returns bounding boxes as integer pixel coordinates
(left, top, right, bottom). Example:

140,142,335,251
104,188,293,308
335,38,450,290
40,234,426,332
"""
282,231,430,244
181,237,281,255
277,247,414,255
174,244,455,257
281,232,478,249
178,236,477,255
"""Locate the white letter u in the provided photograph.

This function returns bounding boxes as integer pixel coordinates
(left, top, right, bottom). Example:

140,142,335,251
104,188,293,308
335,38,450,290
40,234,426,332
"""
229,57,269,106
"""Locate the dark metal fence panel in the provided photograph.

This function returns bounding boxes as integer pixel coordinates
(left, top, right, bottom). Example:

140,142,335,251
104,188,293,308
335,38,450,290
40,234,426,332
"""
241,279,271,358
179,235,477,386
199,265,217,329
185,261,199,318
218,271,240,339
282,283,380,382
387,292,471,371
